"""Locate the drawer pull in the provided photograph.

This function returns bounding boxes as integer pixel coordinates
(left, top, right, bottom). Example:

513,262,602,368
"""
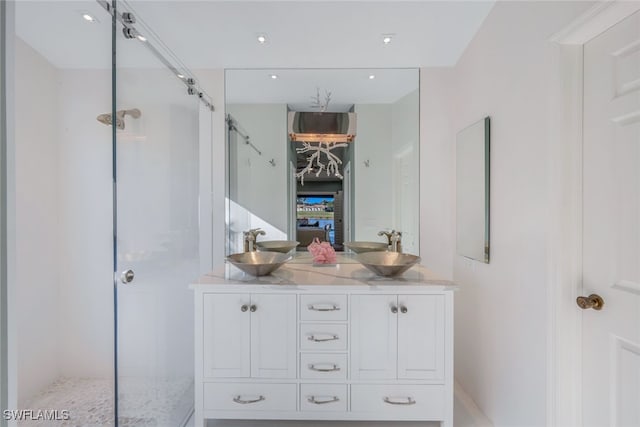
383,396,416,406
233,395,265,405
309,363,340,372
307,334,339,342
308,396,340,405
308,304,340,312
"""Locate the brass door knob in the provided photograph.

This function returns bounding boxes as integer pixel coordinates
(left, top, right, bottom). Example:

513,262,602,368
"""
576,294,604,310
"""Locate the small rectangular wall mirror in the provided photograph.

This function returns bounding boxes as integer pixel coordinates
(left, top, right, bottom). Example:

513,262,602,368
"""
456,117,490,263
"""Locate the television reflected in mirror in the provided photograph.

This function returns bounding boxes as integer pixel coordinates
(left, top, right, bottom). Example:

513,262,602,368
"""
456,117,490,263
225,69,420,256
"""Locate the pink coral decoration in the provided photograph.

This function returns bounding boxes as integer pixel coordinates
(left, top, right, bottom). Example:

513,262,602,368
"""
307,238,337,264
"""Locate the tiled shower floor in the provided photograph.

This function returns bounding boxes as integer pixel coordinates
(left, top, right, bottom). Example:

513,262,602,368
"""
21,377,193,427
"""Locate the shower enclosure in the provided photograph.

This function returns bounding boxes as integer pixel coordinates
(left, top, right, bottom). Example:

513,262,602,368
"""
10,1,213,425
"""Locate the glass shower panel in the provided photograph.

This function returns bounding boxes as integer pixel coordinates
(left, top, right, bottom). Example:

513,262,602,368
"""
13,0,114,423
114,8,199,425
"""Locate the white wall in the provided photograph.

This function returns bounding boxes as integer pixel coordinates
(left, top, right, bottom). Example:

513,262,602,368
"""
354,92,420,253
13,47,115,396
420,68,455,278
14,37,61,404
226,103,288,250
420,1,594,425
391,90,420,255
56,69,113,380
353,104,393,242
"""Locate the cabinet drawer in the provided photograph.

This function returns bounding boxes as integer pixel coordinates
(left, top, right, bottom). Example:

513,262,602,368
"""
350,384,445,419
203,382,296,412
300,384,348,412
300,294,347,321
300,353,347,379
300,323,347,351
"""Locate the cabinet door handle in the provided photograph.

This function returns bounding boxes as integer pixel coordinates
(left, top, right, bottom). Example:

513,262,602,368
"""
390,306,398,314
233,395,265,405
400,306,408,314
240,304,249,312
308,363,340,372
308,396,340,405
250,304,257,312
307,334,339,342
383,397,416,406
308,304,340,312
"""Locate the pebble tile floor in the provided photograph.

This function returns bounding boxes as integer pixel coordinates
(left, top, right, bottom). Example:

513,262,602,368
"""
20,377,192,427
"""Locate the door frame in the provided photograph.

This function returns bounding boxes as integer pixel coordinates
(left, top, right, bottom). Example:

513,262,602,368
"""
548,2,640,426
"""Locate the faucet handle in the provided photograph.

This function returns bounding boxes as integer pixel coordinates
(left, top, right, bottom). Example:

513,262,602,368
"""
378,230,393,246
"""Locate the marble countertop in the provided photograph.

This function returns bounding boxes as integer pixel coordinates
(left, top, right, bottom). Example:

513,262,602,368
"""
190,253,457,291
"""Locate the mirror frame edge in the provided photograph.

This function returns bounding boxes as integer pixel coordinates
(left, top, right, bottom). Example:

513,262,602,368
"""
484,116,490,264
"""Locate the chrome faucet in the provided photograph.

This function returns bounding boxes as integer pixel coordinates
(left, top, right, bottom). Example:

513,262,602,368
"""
243,228,266,252
378,229,403,253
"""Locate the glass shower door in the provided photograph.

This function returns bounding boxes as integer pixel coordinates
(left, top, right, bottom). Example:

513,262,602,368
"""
113,4,201,425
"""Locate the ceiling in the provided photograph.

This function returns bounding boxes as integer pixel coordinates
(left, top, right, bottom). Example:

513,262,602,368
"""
226,68,418,106
15,1,494,103
127,0,495,69
16,0,494,69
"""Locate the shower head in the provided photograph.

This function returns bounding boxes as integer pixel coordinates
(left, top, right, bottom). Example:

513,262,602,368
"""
96,113,121,129
96,108,141,130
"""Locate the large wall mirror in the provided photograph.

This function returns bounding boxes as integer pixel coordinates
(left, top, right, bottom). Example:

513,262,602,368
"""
456,117,490,263
225,69,420,256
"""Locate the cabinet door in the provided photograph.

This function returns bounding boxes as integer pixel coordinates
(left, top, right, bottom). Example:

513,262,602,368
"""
397,295,445,380
250,294,297,378
203,293,250,378
351,295,398,380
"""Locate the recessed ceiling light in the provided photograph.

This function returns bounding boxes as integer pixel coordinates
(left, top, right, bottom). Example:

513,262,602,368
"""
270,74,278,80
137,34,147,42
382,34,393,45
81,13,97,23
369,74,376,80
257,35,267,44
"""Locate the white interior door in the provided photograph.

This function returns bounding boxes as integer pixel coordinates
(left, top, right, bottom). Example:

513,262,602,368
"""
582,11,640,427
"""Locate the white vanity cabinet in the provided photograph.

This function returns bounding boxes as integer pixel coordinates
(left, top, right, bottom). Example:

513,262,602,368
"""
351,294,445,381
192,263,455,427
202,293,297,379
